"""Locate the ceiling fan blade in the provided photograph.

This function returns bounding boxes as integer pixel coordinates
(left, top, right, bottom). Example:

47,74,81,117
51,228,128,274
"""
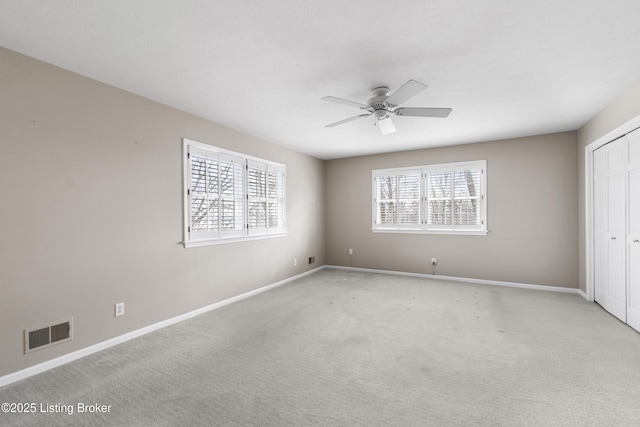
385,80,428,107
393,107,452,118
325,113,372,128
375,115,396,135
322,96,369,110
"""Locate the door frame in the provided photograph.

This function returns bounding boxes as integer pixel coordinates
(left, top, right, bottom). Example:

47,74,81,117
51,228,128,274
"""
585,114,640,302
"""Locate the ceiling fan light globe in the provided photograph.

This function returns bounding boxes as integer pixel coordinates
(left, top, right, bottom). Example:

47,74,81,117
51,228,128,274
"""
374,110,388,120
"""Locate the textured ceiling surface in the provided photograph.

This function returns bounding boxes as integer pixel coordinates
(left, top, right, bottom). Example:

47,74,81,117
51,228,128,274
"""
1,0,640,159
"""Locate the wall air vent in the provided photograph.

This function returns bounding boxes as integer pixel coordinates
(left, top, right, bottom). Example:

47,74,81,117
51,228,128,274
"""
24,318,73,354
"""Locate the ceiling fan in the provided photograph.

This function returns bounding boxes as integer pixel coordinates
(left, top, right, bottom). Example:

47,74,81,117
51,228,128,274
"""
322,80,452,135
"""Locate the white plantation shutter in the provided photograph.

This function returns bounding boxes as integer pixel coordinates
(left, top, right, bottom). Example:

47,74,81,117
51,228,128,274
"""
373,170,421,229
375,175,397,226
248,161,286,235
373,161,486,234
453,168,481,227
398,174,421,225
267,165,286,233
267,170,277,226
184,139,286,247
425,163,485,231
218,153,245,237
425,164,484,231
427,170,452,227
248,160,268,234
187,148,246,241
189,148,220,240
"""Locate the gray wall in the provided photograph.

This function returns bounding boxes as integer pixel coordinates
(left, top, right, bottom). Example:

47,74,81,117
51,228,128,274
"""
325,132,579,288
0,47,325,377
576,79,640,292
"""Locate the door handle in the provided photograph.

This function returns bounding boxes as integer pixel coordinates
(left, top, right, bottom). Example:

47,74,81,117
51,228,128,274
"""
611,237,616,240
635,240,640,243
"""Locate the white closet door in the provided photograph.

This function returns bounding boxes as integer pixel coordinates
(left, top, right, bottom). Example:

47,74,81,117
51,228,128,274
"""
605,141,627,321
626,132,640,332
594,147,608,309
595,139,627,321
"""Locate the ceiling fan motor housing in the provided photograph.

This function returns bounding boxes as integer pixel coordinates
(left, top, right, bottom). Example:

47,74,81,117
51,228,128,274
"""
368,86,391,112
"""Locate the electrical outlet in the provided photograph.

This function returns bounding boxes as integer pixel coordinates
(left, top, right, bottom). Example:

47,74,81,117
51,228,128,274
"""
293,258,297,266
115,302,125,317
349,248,353,255
431,258,437,265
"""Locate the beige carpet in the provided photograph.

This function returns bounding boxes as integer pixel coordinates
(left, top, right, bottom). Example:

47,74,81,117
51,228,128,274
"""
1,269,639,426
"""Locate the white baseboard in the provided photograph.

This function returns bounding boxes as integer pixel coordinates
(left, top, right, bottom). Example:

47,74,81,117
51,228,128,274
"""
0,266,324,388
326,265,583,295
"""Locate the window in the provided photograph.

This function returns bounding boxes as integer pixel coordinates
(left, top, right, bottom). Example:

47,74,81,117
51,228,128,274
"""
183,139,286,247
372,160,487,235
374,170,422,228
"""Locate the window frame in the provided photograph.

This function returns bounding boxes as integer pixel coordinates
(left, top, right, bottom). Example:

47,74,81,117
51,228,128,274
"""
183,138,286,248
372,160,487,235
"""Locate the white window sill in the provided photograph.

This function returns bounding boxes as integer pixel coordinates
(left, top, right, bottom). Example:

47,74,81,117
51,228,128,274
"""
371,228,488,236
184,232,287,248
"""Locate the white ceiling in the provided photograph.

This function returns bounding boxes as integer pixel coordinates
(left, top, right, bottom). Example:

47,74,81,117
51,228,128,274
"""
1,0,640,159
